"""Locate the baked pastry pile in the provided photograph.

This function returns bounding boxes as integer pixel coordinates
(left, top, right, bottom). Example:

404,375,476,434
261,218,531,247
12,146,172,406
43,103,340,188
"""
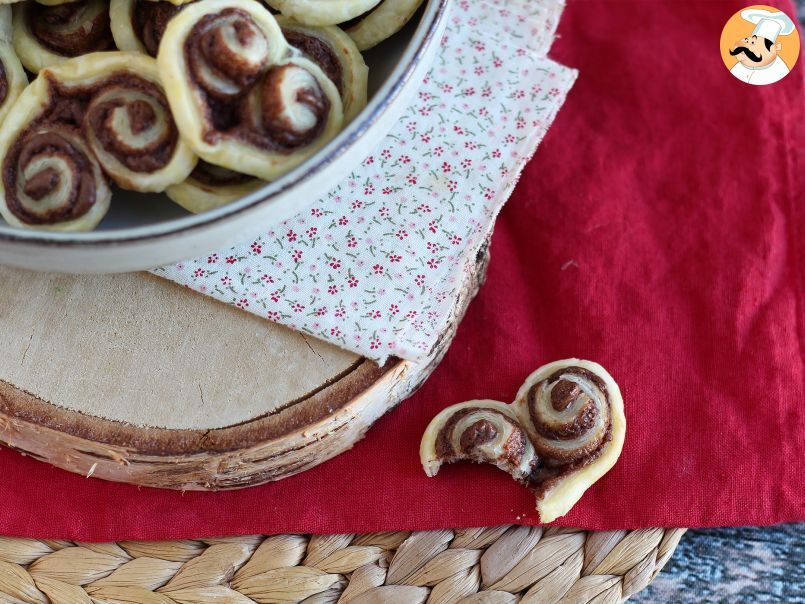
420,359,626,522
0,0,423,231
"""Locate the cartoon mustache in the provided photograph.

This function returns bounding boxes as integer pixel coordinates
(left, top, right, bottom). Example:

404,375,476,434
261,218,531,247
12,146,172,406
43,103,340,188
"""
730,46,763,62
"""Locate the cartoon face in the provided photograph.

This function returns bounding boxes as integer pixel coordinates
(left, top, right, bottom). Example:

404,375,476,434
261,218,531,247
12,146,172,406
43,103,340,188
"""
730,34,781,67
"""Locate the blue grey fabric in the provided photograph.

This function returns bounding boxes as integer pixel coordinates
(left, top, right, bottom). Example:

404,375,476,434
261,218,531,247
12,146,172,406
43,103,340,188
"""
633,525,805,602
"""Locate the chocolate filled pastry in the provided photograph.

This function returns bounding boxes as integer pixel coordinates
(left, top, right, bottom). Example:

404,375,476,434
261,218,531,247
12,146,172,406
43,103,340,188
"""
0,52,196,231
158,0,344,181
12,0,115,73
0,118,112,231
276,15,366,123
265,0,381,27
420,359,626,523
0,5,26,123
344,0,424,51
167,160,262,213
110,0,187,57
420,401,539,483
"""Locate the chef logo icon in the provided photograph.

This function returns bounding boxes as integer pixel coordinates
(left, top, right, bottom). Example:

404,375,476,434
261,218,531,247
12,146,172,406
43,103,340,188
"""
720,5,800,85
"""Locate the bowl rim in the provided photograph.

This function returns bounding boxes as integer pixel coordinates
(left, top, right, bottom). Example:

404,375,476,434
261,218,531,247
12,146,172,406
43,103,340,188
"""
0,0,449,248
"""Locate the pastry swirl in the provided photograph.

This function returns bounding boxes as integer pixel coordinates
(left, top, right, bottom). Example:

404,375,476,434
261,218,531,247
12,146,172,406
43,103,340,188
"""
0,52,195,230
265,0,382,27
421,359,626,523
158,0,344,181
0,75,112,231
421,401,538,483
0,5,26,123
1,125,111,229
185,7,275,102
276,16,367,123
344,0,424,51
13,0,115,73
522,366,611,464
60,53,194,191
111,0,186,56
166,160,262,213
83,75,187,190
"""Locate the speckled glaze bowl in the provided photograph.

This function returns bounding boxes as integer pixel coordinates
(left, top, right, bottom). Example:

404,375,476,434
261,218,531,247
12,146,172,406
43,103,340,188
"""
0,0,448,273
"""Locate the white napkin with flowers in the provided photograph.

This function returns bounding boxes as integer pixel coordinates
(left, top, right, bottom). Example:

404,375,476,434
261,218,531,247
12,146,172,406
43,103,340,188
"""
153,0,577,363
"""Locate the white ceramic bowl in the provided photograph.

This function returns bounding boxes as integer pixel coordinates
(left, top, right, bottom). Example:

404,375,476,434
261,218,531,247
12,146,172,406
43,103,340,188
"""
0,0,448,273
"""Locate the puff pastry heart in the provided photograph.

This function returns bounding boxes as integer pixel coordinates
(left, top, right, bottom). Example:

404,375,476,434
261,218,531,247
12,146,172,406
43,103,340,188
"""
12,0,115,72
0,52,196,231
158,0,344,181
420,359,626,523
0,116,112,231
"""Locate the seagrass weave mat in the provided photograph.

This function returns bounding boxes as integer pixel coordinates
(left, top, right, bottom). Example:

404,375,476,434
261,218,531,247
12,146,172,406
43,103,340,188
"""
0,527,686,603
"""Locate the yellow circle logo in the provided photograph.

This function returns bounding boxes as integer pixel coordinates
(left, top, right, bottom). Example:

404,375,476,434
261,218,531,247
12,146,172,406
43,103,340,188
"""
720,5,800,85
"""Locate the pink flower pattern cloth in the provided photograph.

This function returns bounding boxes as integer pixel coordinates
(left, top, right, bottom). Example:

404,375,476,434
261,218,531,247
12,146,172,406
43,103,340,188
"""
154,0,577,362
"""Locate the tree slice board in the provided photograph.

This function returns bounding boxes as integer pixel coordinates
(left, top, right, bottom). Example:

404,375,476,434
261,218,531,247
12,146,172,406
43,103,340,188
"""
0,244,488,490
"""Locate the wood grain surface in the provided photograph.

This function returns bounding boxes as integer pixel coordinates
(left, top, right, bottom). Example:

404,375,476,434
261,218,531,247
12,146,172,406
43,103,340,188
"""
0,243,489,490
0,269,358,429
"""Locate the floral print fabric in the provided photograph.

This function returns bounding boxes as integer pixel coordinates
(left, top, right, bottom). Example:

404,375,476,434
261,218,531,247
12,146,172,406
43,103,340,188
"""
154,0,577,362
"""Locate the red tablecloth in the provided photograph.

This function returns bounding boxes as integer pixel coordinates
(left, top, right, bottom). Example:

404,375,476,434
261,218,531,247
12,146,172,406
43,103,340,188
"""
1,0,803,540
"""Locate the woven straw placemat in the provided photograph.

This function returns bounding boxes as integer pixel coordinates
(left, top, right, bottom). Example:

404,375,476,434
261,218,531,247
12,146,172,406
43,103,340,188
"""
0,526,685,603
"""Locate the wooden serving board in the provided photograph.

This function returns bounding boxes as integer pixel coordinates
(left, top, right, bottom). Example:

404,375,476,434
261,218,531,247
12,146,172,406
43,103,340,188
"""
0,245,488,490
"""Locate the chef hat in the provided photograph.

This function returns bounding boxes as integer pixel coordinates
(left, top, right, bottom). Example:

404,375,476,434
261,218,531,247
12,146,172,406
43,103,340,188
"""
741,8,796,43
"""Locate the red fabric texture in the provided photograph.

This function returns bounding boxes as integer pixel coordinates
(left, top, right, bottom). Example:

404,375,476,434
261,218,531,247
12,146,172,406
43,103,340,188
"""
1,0,803,540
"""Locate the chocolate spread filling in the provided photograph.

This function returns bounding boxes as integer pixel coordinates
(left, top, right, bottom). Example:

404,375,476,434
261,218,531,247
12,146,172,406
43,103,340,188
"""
190,160,254,187
527,422,613,499
2,73,178,224
435,407,527,469
187,9,268,101
23,166,60,200
86,80,178,172
252,64,329,148
282,30,343,95
459,418,497,452
527,367,606,440
550,379,579,411
132,0,186,57
547,366,607,392
28,1,114,57
3,128,98,224
0,61,7,108
185,9,329,152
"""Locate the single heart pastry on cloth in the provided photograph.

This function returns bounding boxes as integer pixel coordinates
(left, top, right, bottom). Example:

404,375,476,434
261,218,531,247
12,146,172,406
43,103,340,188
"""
421,359,626,522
